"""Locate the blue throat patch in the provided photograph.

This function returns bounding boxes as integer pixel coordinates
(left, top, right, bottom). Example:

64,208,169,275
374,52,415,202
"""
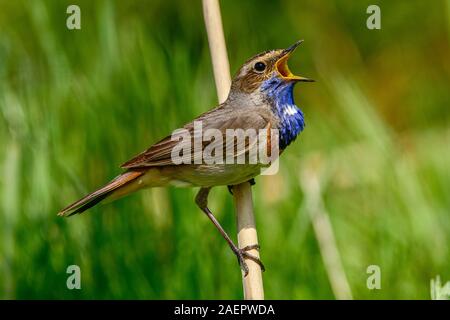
261,77,305,149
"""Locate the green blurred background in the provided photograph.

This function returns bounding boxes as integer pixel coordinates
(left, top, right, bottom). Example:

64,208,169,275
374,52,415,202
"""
0,0,449,299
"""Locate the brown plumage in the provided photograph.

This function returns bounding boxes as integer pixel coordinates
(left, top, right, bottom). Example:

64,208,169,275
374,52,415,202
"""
59,170,145,216
58,40,313,276
59,41,312,217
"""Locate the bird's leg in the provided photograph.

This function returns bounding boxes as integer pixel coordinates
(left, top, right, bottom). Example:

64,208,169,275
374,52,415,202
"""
195,187,265,276
227,178,256,195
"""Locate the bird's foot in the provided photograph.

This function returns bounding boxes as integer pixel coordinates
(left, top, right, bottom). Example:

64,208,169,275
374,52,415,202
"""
233,244,265,277
227,178,256,195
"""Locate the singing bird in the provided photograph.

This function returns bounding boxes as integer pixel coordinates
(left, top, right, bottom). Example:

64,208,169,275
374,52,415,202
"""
59,40,313,275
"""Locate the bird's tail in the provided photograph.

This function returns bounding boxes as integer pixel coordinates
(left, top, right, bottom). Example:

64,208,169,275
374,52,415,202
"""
58,170,145,217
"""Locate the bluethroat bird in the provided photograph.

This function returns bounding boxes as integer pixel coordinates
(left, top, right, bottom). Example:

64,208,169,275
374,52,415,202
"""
59,40,313,276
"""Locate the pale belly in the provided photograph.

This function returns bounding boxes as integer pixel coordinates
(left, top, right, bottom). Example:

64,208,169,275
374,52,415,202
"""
161,163,264,187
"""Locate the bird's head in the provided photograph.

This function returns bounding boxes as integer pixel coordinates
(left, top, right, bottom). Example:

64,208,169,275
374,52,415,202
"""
230,40,313,97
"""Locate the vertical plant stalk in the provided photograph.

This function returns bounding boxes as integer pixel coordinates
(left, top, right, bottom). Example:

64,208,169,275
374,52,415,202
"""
300,166,353,300
202,0,264,300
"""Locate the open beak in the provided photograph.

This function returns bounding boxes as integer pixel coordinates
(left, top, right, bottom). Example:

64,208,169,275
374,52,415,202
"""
276,40,314,82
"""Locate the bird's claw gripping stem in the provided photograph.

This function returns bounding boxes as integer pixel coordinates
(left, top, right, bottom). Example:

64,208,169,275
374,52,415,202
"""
234,244,265,277
196,187,264,277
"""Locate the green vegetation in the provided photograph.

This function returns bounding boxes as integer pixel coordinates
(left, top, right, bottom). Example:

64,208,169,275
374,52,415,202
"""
0,0,449,299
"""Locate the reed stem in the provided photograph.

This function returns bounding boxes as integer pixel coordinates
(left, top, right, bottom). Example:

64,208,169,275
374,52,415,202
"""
202,0,264,300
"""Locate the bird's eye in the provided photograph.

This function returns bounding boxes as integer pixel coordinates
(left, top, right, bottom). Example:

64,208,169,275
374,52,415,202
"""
254,62,266,72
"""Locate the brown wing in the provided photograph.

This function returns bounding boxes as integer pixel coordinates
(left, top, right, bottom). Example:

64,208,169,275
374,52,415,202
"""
121,106,272,169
